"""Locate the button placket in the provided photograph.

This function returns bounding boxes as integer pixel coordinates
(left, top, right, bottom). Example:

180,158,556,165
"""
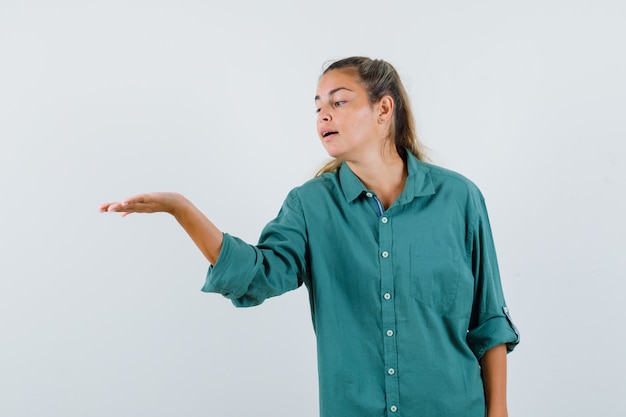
378,209,399,414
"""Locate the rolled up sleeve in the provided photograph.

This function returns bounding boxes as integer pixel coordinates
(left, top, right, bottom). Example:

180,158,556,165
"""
466,193,520,359
201,189,309,308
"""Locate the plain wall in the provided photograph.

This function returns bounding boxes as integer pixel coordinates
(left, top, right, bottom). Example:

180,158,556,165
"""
1,1,624,416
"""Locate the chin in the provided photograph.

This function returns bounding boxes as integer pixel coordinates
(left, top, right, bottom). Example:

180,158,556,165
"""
322,144,345,160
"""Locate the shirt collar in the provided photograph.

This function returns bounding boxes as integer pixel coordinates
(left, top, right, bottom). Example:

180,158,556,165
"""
338,150,436,204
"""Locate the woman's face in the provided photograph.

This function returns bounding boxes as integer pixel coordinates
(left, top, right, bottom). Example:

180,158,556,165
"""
315,69,383,161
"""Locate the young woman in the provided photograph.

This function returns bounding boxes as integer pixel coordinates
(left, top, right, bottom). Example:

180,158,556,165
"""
100,57,519,417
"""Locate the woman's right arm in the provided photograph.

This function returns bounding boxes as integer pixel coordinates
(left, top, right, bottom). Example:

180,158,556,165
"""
99,192,223,264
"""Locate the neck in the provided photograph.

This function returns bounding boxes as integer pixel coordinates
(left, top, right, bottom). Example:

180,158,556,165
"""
346,146,407,209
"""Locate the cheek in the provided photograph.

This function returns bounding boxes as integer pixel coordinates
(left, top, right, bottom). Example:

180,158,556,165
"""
346,107,371,124
351,110,377,132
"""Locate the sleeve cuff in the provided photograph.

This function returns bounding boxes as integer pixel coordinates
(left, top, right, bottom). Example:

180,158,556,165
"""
467,309,520,359
201,233,261,300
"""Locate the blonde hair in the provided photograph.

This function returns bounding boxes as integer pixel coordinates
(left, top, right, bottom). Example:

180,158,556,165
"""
315,57,427,176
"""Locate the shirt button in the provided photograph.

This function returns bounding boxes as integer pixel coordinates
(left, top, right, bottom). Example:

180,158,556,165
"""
381,217,388,224
381,251,389,258
383,293,391,300
390,405,398,413
365,192,373,198
388,368,395,375
387,330,394,337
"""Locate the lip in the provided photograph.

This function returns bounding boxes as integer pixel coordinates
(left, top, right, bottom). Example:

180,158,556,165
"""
320,130,338,140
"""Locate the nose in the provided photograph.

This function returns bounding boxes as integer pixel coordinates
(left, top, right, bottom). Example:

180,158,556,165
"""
318,106,332,122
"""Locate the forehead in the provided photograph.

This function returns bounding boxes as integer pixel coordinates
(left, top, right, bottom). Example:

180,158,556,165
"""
316,69,363,97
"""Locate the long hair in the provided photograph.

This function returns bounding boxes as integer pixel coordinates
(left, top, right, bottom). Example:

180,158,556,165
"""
315,57,426,176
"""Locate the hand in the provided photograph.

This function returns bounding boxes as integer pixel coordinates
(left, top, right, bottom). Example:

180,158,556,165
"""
99,192,185,217
99,192,222,263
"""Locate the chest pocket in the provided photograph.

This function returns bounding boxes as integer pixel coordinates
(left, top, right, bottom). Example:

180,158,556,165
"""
409,245,464,312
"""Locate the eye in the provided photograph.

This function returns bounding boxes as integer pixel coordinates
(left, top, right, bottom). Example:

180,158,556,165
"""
315,108,321,114
334,101,345,107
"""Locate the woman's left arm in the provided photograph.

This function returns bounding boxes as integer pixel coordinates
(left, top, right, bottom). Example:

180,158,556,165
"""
480,343,508,417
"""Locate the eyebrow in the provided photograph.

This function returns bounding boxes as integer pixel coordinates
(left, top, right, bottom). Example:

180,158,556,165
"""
314,87,353,101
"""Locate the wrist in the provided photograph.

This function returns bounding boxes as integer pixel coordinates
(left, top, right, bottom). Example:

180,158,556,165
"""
168,193,188,217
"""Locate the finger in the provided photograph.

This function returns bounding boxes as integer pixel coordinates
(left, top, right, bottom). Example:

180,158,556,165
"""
100,202,127,212
98,203,117,213
108,202,134,212
106,203,120,212
107,196,142,212
98,203,112,212
115,201,158,214
119,194,151,207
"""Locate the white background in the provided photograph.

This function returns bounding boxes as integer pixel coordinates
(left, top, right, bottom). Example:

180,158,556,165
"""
1,1,624,416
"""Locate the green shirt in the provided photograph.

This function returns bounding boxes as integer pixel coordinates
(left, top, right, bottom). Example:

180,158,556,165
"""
203,152,519,417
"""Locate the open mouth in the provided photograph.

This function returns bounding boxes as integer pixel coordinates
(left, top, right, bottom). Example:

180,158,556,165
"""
322,131,338,138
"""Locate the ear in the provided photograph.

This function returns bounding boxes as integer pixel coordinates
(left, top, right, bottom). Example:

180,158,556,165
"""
377,95,394,124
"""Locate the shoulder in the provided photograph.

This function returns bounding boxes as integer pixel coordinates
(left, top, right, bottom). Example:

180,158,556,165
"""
413,161,488,216
278,170,350,220
288,170,339,200
421,161,484,200
421,161,478,189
